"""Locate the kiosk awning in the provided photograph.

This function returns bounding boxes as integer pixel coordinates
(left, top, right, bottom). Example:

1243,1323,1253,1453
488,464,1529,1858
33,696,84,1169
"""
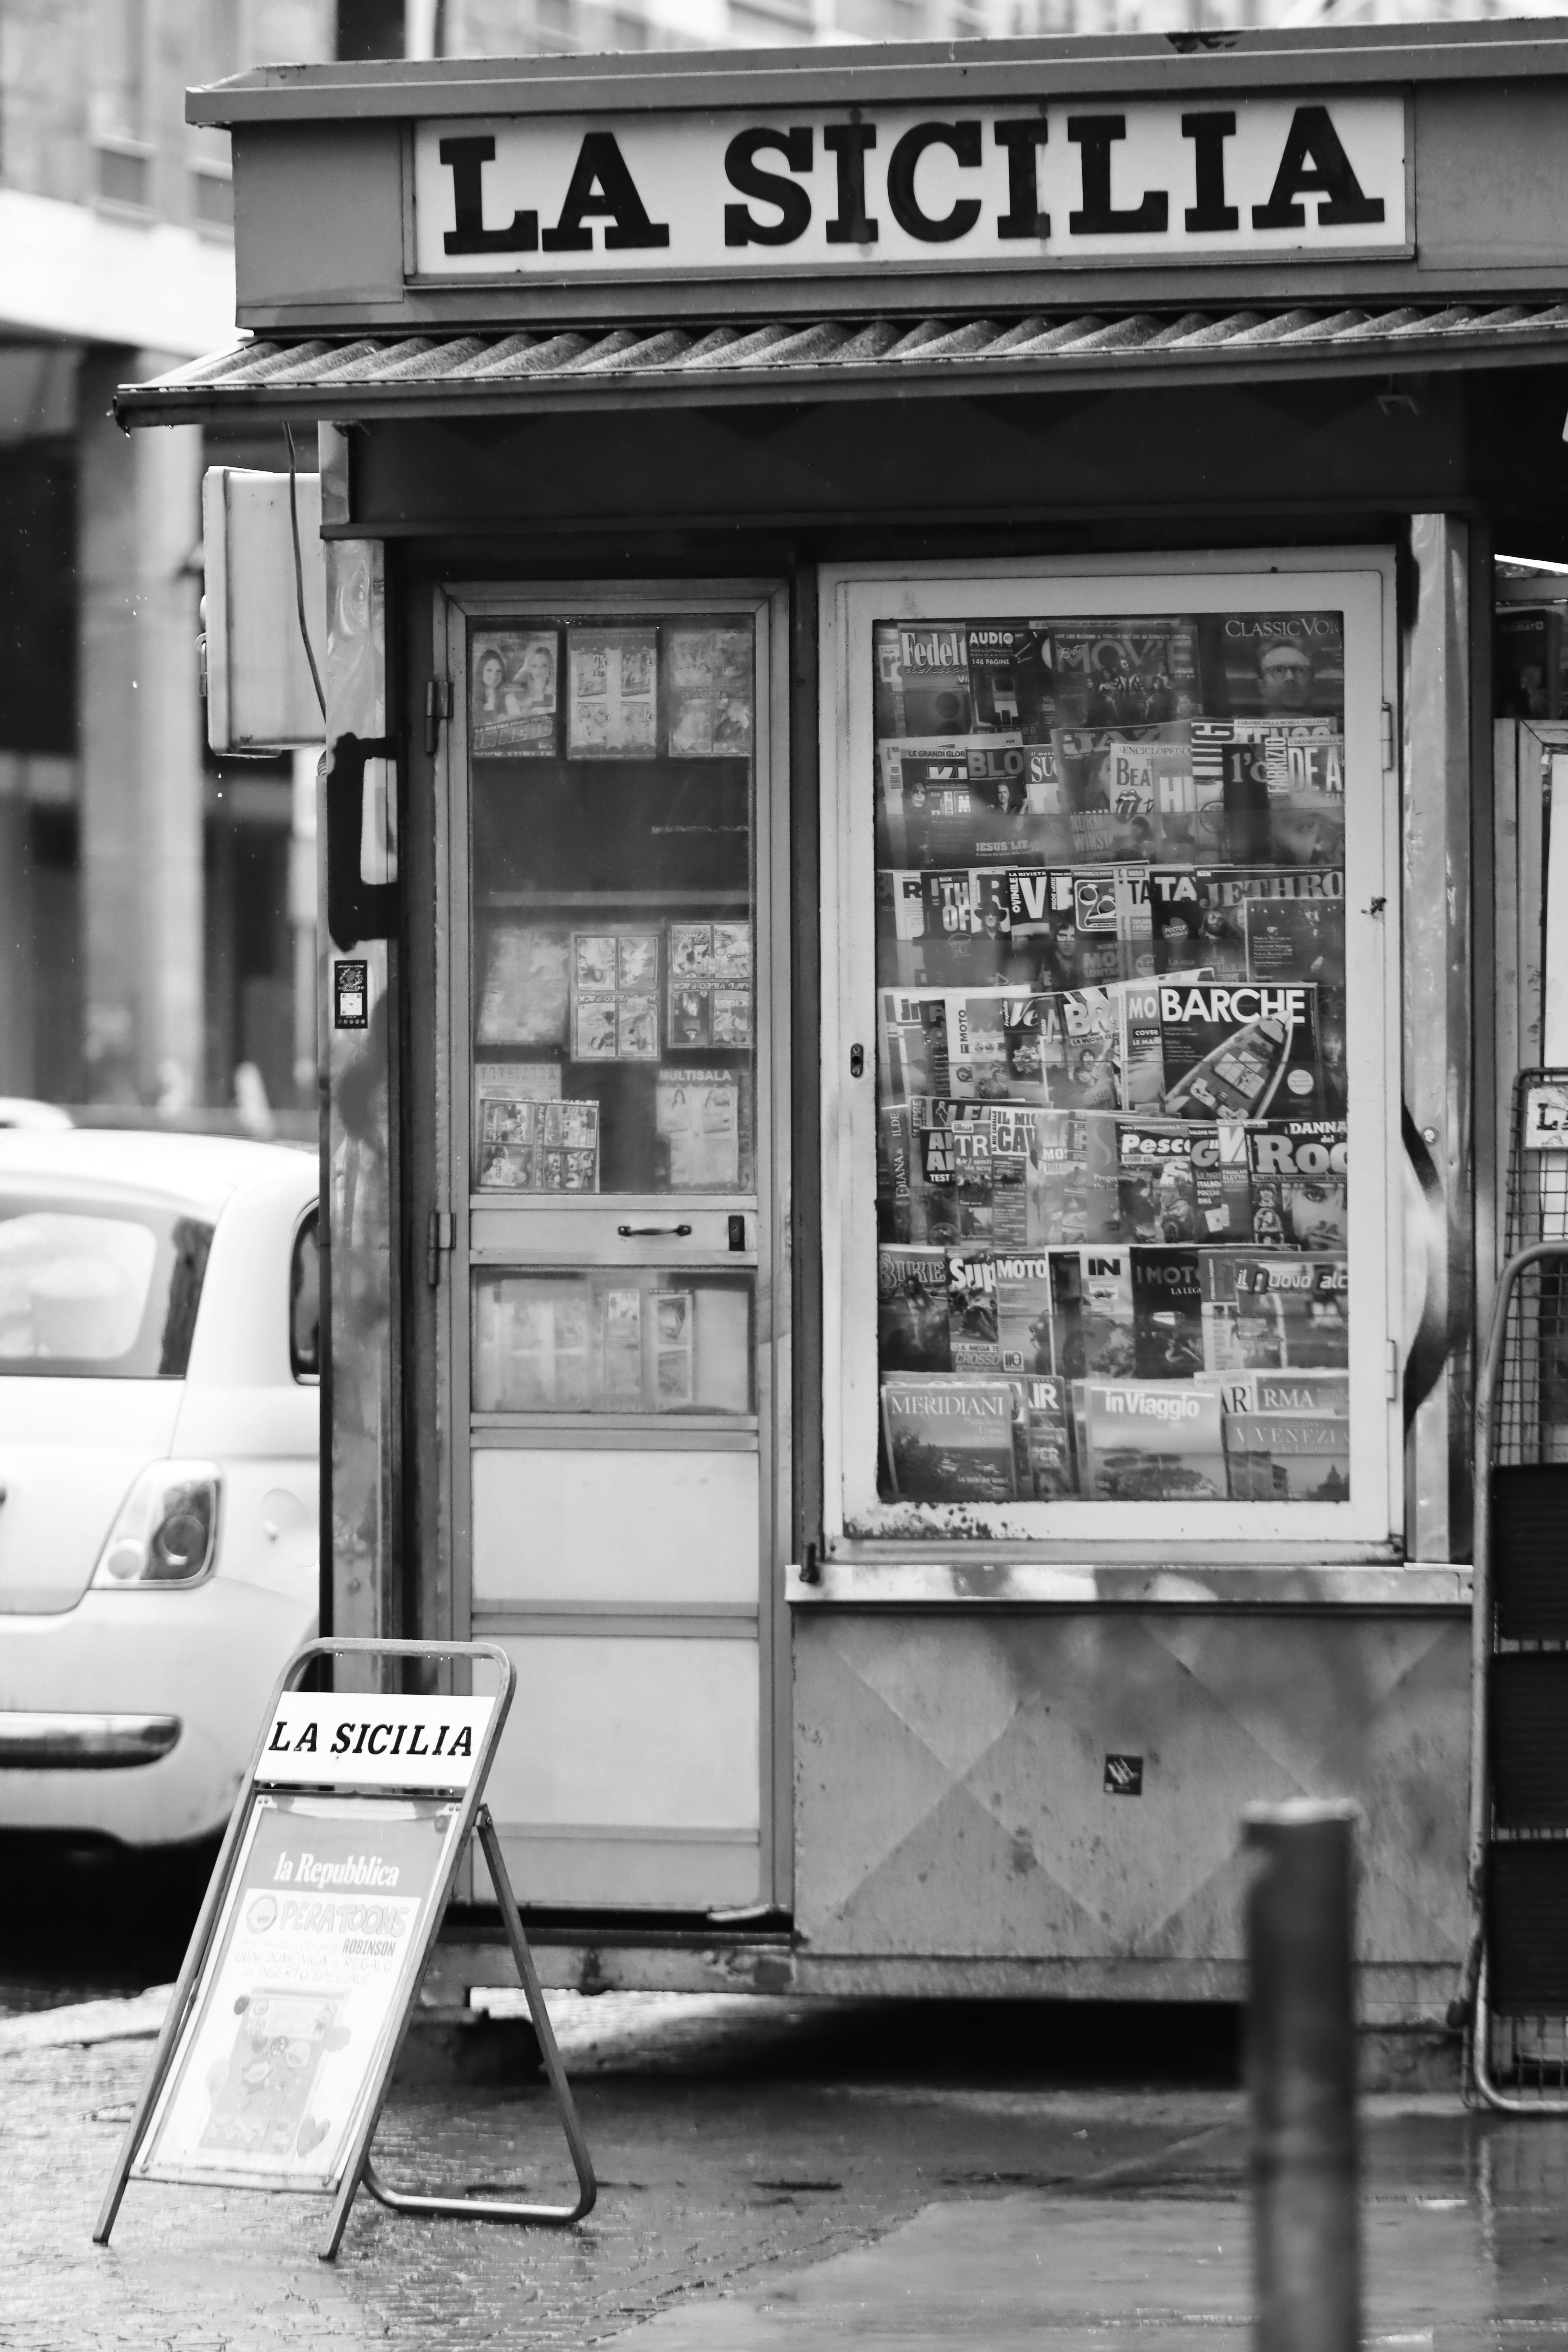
117,301,1568,425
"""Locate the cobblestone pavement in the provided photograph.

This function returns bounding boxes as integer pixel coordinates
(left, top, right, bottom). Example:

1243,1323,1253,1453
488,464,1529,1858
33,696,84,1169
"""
7,1985,1568,2352
2,1991,1246,2351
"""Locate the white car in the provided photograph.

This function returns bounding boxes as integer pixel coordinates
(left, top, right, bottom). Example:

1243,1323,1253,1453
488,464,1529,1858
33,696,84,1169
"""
0,1131,319,1847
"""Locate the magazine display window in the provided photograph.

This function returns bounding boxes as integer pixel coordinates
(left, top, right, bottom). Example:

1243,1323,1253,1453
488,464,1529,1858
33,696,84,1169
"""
822,556,1400,1555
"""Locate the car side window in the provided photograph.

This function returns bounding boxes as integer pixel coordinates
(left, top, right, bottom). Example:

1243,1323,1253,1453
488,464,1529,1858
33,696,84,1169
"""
290,1210,320,1383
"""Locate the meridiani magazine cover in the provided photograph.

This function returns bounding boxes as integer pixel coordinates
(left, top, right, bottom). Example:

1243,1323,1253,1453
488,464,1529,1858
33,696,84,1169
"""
880,1374,1019,1501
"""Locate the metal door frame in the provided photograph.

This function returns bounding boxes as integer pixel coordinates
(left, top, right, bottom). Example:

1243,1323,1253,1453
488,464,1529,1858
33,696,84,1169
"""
431,579,792,1911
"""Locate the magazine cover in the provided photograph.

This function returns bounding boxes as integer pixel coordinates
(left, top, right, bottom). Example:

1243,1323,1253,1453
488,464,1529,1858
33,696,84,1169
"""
987,1105,1032,1245
1201,611,1345,722
1024,1108,1121,1245
1056,988,1122,1111
654,1291,695,1411
1005,866,1151,988
1188,1120,1256,1242
1049,1247,1136,1379
1013,1371,1077,1497
1117,1123,1202,1243
476,1095,539,1190
471,629,559,757
601,1285,644,1406
1051,727,1186,864
655,1070,739,1190
948,1250,1001,1371
946,990,1025,1101
1131,1246,1204,1379
567,624,658,758
874,622,973,737
1224,1412,1351,1501
475,926,570,1048
995,1251,1056,1375
570,930,662,1063
663,625,753,759
1244,895,1345,991
1204,1368,1351,1415
916,1117,997,1245
878,1245,955,1373
1247,1121,1348,1250
1159,979,1325,1121
1075,1377,1227,1500
1048,620,1201,728
1188,720,1340,864
1201,1251,1350,1371
967,623,1057,738
913,868,1016,985
1147,867,1248,978
880,1374,1019,1502
1117,978,1165,1111
875,740,1041,867
538,1100,599,1192
879,990,952,1107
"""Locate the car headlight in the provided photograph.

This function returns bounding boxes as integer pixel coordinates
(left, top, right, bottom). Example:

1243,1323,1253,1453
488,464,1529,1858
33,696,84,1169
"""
91,1462,222,1590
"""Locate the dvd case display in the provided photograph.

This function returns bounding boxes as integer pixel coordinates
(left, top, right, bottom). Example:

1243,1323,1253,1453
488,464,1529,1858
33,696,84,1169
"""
468,606,759,1413
872,604,1354,1508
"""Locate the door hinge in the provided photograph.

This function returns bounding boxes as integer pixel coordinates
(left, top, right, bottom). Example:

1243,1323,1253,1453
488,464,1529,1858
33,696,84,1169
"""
426,1208,454,1288
1387,1338,1400,1403
1381,702,1396,773
424,676,453,756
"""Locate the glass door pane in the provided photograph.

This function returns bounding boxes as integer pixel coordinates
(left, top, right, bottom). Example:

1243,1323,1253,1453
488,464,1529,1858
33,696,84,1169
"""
464,608,760,1422
469,614,756,1202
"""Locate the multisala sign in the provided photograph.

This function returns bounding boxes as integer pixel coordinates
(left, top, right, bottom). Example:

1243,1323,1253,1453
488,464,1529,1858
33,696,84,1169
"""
411,95,1406,283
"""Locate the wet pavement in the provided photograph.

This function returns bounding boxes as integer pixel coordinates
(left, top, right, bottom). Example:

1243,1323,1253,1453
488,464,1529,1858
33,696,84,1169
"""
4,1841,1568,2350
5,1981,1568,2351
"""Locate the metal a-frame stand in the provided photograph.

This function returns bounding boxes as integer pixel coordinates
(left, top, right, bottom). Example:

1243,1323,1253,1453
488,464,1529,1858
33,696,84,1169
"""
94,1637,596,2260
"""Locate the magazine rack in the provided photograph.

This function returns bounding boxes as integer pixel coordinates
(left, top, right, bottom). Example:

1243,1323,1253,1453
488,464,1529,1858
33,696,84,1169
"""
1466,1071,1568,2108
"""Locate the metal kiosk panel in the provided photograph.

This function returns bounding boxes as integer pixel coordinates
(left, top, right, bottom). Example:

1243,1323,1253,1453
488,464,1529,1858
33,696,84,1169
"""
93,1637,595,2261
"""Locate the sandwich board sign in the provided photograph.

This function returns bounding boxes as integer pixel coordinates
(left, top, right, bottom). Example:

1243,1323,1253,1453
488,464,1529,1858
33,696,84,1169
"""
94,1638,595,2261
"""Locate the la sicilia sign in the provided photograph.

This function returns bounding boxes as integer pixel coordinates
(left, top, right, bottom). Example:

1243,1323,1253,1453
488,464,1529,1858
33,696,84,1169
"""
411,94,1407,283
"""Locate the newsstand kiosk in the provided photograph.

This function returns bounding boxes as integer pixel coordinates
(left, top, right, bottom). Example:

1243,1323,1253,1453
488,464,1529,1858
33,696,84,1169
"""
119,18,1568,2050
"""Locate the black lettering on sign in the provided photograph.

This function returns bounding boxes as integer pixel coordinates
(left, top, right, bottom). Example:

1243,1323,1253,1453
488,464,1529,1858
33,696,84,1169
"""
541,131,670,253
994,118,1050,240
1104,1754,1144,1795
1251,104,1386,230
1067,116,1168,236
1181,112,1238,233
333,959,368,1031
439,134,538,256
823,122,878,245
724,126,813,247
886,121,982,244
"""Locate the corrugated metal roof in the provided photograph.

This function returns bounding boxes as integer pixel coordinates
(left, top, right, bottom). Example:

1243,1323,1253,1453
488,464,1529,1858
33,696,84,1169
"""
116,302,1568,424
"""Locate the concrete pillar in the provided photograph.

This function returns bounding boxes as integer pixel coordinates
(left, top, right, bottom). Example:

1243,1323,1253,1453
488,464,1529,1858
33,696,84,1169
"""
0,759,33,1099
77,346,205,1106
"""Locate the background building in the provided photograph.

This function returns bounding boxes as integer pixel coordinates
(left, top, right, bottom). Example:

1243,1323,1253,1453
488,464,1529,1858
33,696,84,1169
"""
0,0,1561,1122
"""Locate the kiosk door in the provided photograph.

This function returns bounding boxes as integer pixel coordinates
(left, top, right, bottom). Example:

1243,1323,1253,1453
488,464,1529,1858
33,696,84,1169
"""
439,584,787,1911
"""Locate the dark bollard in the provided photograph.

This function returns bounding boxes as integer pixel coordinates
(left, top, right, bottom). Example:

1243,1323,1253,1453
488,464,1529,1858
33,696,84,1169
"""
1245,1800,1361,2352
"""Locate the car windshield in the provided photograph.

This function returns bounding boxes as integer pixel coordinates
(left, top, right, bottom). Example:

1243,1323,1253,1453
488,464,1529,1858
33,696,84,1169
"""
0,1191,215,1377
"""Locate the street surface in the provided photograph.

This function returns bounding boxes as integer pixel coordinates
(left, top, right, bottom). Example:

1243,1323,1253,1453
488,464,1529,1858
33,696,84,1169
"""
4,1840,1568,2350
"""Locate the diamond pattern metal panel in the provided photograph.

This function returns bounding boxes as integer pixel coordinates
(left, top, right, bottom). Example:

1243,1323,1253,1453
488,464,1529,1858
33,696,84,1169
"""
793,1614,1468,1966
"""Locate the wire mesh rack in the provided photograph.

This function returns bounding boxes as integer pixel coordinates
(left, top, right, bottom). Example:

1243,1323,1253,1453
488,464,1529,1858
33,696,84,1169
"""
1471,1071,1568,2107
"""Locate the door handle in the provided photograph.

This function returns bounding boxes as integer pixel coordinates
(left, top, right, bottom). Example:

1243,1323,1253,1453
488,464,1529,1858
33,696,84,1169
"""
617,1224,693,1238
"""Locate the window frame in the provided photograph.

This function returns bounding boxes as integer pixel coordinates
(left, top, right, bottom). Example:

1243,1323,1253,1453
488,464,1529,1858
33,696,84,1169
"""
819,548,1403,1567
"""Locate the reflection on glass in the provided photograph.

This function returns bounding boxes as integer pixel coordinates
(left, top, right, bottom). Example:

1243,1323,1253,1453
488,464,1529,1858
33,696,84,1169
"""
468,613,756,1197
872,609,1350,1509
473,1271,753,1416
